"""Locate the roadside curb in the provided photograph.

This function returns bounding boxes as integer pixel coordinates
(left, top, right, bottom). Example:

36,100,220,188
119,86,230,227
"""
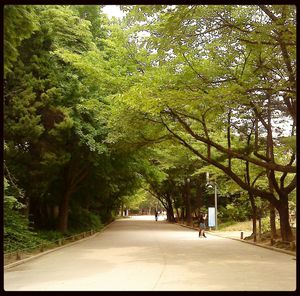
4,220,117,270
208,231,296,256
175,223,296,257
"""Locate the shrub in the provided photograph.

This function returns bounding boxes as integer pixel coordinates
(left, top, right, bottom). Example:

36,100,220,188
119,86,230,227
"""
218,203,249,222
4,177,47,252
68,208,103,232
4,207,47,252
260,216,280,234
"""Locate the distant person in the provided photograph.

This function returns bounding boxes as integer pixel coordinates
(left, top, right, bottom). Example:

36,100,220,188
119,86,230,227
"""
155,211,158,221
198,213,207,238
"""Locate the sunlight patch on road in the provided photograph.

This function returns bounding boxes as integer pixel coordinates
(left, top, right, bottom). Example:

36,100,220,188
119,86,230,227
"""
128,215,167,221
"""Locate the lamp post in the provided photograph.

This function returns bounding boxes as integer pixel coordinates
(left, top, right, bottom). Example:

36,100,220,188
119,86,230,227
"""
214,182,218,230
207,181,218,230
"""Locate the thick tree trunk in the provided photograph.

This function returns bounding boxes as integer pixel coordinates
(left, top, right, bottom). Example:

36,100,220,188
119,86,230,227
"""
180,207,184,223
252,213,257,242
57,160,89,233
269,203,277,239
121,202,124,217
277,197,294,242
248,192,257,242
57,189,72,233
257,208,262,241
176,208,180,222
181,188,186,223
165,194,175,222
166,207,175,222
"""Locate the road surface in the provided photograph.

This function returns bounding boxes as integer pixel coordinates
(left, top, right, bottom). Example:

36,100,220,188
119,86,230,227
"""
4,216,296,291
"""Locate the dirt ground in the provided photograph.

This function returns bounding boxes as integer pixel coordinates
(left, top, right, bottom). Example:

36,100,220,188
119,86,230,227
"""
244,228,296,252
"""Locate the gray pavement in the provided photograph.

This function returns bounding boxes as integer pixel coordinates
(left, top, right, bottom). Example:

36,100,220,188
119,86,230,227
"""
4,216,296,291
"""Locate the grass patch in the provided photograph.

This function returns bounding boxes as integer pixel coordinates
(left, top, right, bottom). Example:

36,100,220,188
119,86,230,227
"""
218,220,253,231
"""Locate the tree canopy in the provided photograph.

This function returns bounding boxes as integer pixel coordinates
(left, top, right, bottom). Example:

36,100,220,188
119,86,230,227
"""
4,5,296,244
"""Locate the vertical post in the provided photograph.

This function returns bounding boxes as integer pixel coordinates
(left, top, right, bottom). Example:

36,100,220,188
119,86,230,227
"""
206,172,209,183
214,183,218,230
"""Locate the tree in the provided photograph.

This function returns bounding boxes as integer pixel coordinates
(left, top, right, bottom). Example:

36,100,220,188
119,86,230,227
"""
3,5,39,78
119,5,296,241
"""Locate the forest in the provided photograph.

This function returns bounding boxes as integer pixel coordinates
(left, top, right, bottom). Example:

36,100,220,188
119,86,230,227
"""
3,5,296,253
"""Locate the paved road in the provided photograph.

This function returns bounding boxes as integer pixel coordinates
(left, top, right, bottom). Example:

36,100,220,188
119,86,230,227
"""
4,216,296,291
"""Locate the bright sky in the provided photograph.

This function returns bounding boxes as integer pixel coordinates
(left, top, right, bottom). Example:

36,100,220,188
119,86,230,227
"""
102,5,124,19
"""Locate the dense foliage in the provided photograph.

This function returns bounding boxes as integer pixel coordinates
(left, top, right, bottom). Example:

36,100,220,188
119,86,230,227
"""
116,5,296,241
4,4,296,251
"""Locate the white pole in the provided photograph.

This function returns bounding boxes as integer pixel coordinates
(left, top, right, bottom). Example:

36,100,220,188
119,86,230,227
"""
206,172,209,183
215,183,218,230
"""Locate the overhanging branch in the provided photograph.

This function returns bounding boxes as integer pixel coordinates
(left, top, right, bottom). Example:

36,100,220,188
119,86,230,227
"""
165,108,296,173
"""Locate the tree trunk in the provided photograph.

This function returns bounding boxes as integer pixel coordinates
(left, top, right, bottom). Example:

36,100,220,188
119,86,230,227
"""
181,207,185,223
166,207,175,222
57,160,89,233
165,194,175,222
176,208,180,222
195,177,203,210
277,197,294,241
57,189,72,233
269,203,277,239
258,208,262,241
185,179,192,226
248,192,257,242
121,202,124,217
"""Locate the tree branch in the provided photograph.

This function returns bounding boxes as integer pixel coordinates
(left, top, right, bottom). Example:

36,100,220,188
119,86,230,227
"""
160,114,280,207
164,109,296,173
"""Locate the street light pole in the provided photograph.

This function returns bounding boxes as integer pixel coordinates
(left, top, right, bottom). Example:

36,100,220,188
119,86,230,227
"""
206,179,218,230
206,182,218,230
214,183,218,230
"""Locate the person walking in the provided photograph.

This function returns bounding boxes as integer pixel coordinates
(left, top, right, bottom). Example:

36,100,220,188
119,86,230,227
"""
198,213,207,238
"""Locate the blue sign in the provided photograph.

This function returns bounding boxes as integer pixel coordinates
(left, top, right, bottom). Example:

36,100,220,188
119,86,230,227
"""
208,207,215,227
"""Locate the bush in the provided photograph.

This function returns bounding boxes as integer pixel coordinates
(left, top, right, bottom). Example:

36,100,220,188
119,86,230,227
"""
68,208,103,232
4,177,48,252
36,230,66,241
219,204,248,222
98,208,116,224
260,216,280,234
4,207,49,253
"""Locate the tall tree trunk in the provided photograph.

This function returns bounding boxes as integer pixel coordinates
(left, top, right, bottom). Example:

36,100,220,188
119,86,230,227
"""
121,202,124,217
165,194,175,222
57,160,89,233
258,208,262,242
196,178,203,210
185,179,192,226
180,207,184,223
276,196,294,241
269,203,277,239
57,189,72,233
265,95,278,241
181,189,186,223
166,207,175,222
176,208,180,222
268,171,277,240
248,192,257,242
